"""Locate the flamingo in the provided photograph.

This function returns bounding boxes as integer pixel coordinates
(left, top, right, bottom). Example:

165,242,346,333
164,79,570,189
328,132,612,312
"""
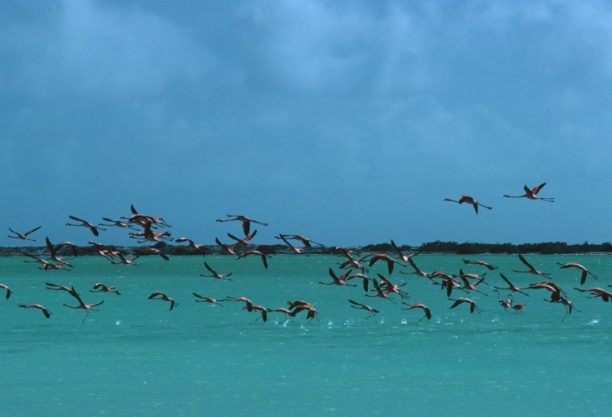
443,195,492,214
45,237,77,267
462,259,497,270
513,254,550,276
129,221,172,243
526,281,567,306
456,272,488,296
201,262,232,280
175,237,209,252
345,272,372,293
391,240,419,262
227,230,257,247
23,253,69,271
7,225,41,241
503,183,554,202
134,247,170,261
148,291,177,311
402,303,432,320
287,302,318,320
494,273,530,296
225,296,254,311
366,279,396,302
59,289,105,323
88,241,121,261
336,248,368,272
276,234,306,254
376,273,409,300
192,293,225,306
236,249,270,269
0,283,12,299
449,297,483,314
66,215,106,236
401,257,431,279
111,253,140,265
348,299,379,317
276,234,323,248
244,303,270,322
215,237,238,255
123,205,171,228
98,218,137,230
90,282,121,295
574,287,612,302
430,271,460,297
19,304,52,318
320,268,355,287
216,214,268,236
558,262,598,285
498,295,513,310
367,253,400,275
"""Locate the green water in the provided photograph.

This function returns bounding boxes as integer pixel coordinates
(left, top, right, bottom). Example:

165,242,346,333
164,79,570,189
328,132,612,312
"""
0,254,610,417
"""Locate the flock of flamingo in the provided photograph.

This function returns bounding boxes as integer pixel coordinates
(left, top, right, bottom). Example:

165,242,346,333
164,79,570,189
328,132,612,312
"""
2,182,611,324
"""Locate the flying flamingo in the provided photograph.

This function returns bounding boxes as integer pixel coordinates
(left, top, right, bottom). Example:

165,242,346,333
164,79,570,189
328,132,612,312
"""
129,221,172,243
449,297,483,314
430,271,460,297
276,235,306,254
574,287,612,302
215,237,238,255
0,283,12,299
276,234,323,248
462,259,497,270
175,237,210,253
494,273,530,296
244,303,270,322
498,295,513,310
45,237,77,267
19,304,52,318
348,299,380,317
192,293,225,306
391,240,419,262
134,247,170,261
513,254,550,276
456,273,488,296
345,272,372,293
61,292,105,323
148,291,178,311
403,303,432,320
201,262,232,280
66,215,106,236
90,282,121,295
376,273,409,300
123,205,171,228
503,183,554,202
336,248,368,272
558,262,598,285
98,218,137,230
367,253,400,275
287,302,318,320
320,268,355,287
216,214,268,236
401,257,432,279
111,253,140,265
227,230,257,247
236,249,270,269
7,226,41,241
443,195,492,214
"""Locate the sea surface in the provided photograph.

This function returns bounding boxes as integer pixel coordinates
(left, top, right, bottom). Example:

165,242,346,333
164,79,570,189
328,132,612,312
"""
1,254,610,417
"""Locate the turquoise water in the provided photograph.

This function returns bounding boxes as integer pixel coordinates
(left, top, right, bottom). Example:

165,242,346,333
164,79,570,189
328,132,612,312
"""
1,254,611,417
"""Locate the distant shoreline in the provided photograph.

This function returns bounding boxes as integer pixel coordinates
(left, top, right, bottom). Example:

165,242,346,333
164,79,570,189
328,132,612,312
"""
2,241,612,256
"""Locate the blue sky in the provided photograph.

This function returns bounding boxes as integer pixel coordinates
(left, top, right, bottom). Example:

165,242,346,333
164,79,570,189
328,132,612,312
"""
2,0,612,247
